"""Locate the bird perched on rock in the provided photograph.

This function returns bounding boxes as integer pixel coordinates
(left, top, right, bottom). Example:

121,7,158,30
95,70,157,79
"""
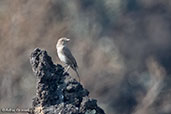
56,37,80,82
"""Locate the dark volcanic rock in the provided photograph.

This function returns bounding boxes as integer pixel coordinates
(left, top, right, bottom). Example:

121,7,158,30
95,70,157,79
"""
29,48,105,114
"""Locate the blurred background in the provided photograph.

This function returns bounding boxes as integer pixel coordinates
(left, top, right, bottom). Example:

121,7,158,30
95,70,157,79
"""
0,0,171,114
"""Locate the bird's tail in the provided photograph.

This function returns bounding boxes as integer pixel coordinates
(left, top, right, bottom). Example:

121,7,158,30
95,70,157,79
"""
75,68,80,82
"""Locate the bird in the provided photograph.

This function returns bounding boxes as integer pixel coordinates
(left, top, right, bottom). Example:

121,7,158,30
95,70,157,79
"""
56,37,80,82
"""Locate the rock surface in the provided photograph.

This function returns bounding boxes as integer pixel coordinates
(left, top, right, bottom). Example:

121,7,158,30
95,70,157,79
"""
29,48,105,114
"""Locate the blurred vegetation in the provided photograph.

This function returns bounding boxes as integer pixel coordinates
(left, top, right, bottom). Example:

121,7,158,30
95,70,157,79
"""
0,0,171,114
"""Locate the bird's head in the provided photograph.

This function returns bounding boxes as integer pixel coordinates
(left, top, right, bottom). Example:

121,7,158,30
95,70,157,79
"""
57,37,70,47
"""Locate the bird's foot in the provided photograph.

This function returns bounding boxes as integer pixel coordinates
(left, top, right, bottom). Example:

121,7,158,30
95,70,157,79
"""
63,71,69,76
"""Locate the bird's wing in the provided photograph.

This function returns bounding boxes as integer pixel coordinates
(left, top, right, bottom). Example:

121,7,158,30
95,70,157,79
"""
63,46,78,68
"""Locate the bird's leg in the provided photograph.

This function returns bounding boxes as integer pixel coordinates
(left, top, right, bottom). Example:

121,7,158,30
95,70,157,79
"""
63,65,68,68
63,65,70,75
65,65,70,73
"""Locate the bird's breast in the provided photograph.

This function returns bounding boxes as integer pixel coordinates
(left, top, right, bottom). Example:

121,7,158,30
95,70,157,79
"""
57,48,67,63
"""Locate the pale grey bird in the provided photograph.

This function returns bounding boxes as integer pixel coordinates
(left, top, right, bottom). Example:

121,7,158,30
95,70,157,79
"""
56,37,80,82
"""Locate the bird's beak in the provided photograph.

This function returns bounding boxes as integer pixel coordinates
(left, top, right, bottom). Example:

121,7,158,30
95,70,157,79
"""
66,39,70,42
